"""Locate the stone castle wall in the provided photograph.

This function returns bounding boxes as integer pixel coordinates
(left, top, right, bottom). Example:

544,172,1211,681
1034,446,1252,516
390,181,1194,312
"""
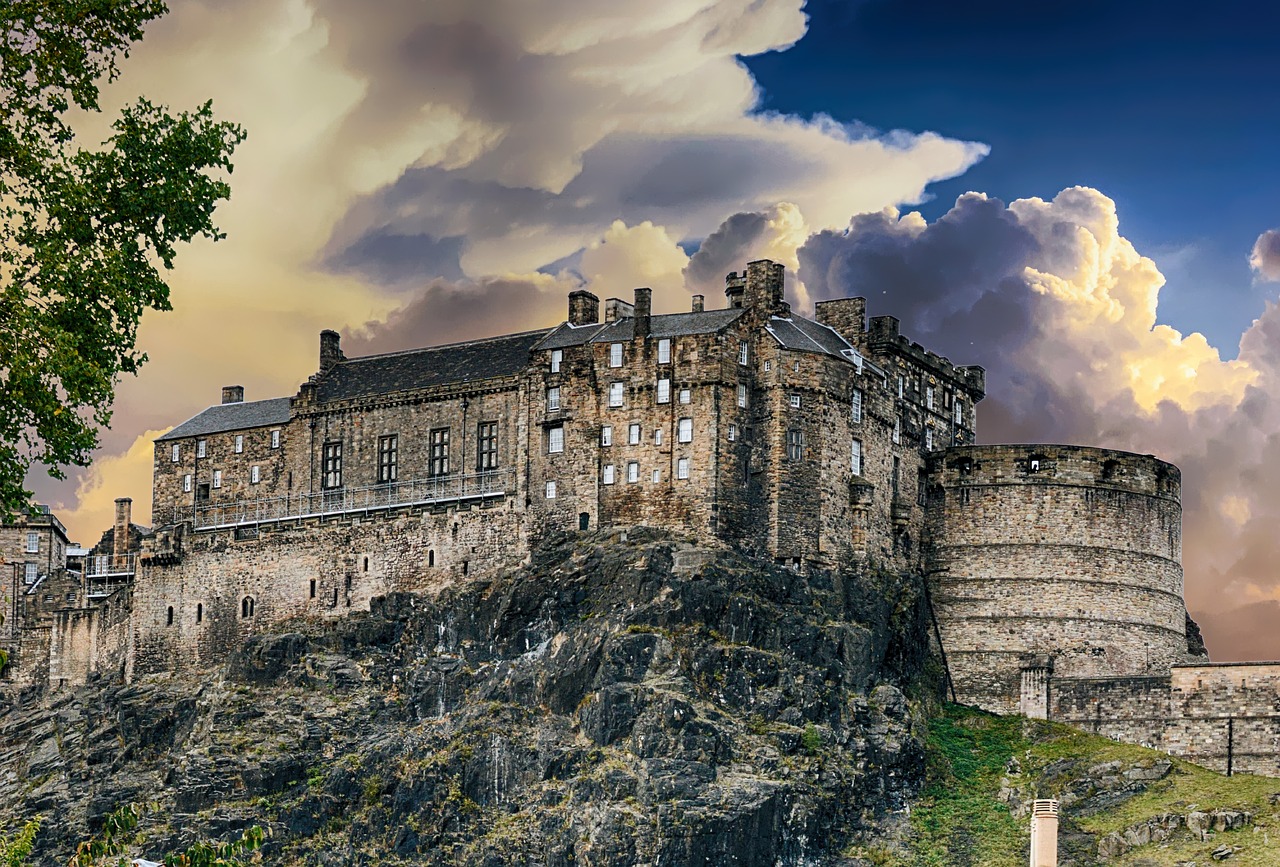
1164,663,1280,776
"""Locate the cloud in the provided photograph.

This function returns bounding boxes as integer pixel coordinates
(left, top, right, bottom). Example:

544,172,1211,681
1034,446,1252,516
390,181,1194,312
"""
1251,228,1280,281
684,203,811,303
56,430,171,546
580,220,690,313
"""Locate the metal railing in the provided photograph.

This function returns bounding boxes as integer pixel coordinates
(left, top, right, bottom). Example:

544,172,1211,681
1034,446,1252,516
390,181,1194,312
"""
192,469,514,530
84,554,136,580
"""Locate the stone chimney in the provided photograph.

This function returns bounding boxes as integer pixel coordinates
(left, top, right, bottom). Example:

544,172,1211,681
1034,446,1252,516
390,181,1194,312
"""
744,259,786,314
814,298,866,346
633,287,651,338
221,385,245,404
568,290,599,326
1030,800,1059,867
319,329,344,375
691,294,704,313
724,271,746,308
113,497,132,566
604,298,634,323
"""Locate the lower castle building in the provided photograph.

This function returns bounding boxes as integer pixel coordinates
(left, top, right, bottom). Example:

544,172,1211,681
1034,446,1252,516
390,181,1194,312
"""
6,258,1280,776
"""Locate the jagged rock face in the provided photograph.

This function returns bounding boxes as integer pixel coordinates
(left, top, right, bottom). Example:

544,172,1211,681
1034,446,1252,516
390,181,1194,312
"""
0,531,937,865
1185,611,1210,658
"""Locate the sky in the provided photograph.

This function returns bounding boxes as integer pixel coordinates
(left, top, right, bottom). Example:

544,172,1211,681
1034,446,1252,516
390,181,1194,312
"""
23,0,1280,660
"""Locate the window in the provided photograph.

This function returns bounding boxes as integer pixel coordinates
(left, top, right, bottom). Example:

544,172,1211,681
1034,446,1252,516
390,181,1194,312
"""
601,425,613,447
551,348,563,373
167,606,174,626
954,399,964,425
851,438,863,476
651,469,660,483
789,394,801,409
893,416,901,445
545,481,557,499
378,434,399,482
323,441,343,488
628,423,641,445
677,418,693,443
610,342,623,367
23,532,38,554
241,596,255,618
609,382,625,407
677,457,690,479
547,386,560,411
679,387,691,404
196,603,203,624
926,386,935,411
603,464,616,485
925,426,934,451
658,338,671,364
171,444,180,462
251,465,261,484
235,434,244,453
787,429,804,461
477,422,498,471
212,469,223,488
657,378,670,403
271,429,280,449
654,428,663,446
24,563,36,585
429,429,450,476
310,579,317,598
764,360,771,372
728,424,737,442
183,474,192,493
548,425,565,454
896,375,904,399
852,388,863,423
1029,457,1041,472
737,383,748,408
626,462,640,483
197,439,207,458
738,341,749,365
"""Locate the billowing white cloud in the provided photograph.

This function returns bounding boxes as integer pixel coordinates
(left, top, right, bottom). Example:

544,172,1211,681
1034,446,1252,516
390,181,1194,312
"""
1251,228,1280,281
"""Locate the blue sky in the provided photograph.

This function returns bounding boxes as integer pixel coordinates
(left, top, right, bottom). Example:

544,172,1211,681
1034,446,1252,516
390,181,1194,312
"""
746,0,1280,353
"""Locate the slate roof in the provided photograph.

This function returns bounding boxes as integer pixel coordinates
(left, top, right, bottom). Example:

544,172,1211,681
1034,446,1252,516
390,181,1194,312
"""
315,329,550,403
534,308,744,350
157,397,293,442
766,315,862,363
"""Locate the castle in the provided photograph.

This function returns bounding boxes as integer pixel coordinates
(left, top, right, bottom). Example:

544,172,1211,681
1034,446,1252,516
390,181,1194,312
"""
5,259,1280,777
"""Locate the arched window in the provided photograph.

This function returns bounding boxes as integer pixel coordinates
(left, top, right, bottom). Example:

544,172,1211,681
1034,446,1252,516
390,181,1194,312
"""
428,549,435,567
166,606,174,626
241,596,255,618
363,556,369,572
196,603,203,624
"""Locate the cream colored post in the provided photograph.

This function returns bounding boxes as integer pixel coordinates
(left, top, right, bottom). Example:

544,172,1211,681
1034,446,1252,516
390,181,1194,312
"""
1029,799,1059,867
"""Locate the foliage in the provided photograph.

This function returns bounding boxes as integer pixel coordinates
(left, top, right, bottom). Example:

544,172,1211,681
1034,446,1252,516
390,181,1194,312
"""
0,818,39,867
0,0,246,513
800,722,822,756
68,804,264,866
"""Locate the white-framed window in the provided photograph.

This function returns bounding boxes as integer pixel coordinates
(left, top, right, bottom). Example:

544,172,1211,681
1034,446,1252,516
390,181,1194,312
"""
603,464,616,485
171,443,180,462
548,425,565,454
654,428,663,446
897,375,904,399
728,424,737,442
183,474,192,493
925,426,934,451
271,430,280,449
737,383,748,408
764,360,772,372
738,341,749,365
251,465,261,484
852,439,863,476
789,394,801,409
852,388,863,423
235,434,244,453
24,563,37,585
609,382,625,407
679,387,691,404
657,378,670,404
677,457,690,479
658,338,671,364
893,416,901,445
678,418,693,443
547,386,560,411
610,342,623,367
628,423,641,445
545,481,557,499
626,461,639,483
25,532,38,554
652,469,660,483
601,425,613,447
954,399,964,425
551,348,563,373
197,439,207,458
213,469,223,488
926,386,935,411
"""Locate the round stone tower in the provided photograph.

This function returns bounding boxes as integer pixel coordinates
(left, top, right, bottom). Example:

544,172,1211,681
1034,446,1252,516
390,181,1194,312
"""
924,444,1184,715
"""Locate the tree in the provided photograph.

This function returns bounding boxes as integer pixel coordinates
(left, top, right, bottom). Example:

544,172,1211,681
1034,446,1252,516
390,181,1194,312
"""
0,0,246,514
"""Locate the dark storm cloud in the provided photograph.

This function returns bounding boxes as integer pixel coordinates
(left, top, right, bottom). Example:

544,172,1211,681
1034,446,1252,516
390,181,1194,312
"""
683,210,769,292
1251,229,1280,282
325,232,467,287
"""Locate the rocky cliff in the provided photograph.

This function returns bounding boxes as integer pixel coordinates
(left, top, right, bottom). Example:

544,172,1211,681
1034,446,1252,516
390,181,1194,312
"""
0,529,940,865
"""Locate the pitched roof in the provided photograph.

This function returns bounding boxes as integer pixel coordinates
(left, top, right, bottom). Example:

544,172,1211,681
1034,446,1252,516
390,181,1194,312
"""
315,329,550,403
156,397,293,442
533,308,744,350
766,315,863,365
